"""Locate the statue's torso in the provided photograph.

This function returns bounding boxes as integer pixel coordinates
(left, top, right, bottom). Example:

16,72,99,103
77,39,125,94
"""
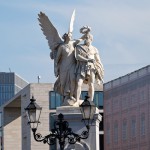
81,45,96,60
59,42,76,72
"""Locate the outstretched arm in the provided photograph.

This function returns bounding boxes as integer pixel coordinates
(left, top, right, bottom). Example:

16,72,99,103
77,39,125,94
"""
73,34,86,46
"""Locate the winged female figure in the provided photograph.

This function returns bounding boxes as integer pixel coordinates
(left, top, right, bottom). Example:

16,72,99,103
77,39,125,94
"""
38,11,85,105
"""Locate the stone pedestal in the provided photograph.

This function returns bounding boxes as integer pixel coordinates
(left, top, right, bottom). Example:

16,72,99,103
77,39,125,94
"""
56,106,102,150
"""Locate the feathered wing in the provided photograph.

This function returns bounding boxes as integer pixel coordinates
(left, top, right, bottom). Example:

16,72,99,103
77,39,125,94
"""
38,12,63,77
38,12,63,55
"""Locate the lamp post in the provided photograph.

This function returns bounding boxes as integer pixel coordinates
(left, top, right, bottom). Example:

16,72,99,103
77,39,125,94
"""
25,96,96,150
80,95,96,130
25,96,42,130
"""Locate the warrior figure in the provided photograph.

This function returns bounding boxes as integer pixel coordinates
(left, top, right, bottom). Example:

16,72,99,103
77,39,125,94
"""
75,26,104,102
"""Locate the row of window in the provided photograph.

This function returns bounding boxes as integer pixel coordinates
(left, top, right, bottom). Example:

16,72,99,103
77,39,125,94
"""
0,73,14,84
107,76,149,97
49,91,103,109
106,90,147,112
0,85,14,93
0,85,22,95
0,93,14,101
106,115,146,144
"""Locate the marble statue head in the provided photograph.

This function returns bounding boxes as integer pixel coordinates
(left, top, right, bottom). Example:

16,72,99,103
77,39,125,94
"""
84,33,93,46
62,32,72,41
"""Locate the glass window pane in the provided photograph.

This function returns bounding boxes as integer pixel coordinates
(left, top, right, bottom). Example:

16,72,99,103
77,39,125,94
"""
141,114,145,136
93,91,103,109
94,92,99,107
131,119,136,137
50,113,55,129
114,123,118,143
50,92,56,109
56,93,61,107
99,92,103,107
81,91,88,100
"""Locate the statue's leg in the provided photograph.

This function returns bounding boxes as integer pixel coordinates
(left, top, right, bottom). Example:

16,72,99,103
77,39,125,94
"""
76,76,84,102
88,71,95,101
70,73,76,101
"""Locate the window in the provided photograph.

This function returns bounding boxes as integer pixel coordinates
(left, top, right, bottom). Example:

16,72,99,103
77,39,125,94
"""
131,118,136,138
140,113,145,136
49,92,63,109
106,124,110,144
94,91,103,109
50,113,55,130
80,91,88,100
122,120,127,140
122,97,128,110
114,122,118,143
140,91,146,102
49,91,103,109
105,102,110,112
113,98,119,110
81,91,103,109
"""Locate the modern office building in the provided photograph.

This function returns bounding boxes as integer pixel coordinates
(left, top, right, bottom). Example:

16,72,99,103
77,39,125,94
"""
104,65,150,150
0,72,28,149
0,83,103,150
0,72,28,106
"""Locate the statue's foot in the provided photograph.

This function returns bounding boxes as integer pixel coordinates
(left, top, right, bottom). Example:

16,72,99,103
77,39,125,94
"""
72,99,84,107
61,96,77,106
67,96,77,106
61,96,84,107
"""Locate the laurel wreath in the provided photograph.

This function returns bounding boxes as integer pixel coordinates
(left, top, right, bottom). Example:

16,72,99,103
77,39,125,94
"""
80,26,91,34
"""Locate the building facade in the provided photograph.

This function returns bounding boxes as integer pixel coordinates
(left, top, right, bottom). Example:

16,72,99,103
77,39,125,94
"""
104,65,150,150
0,72,28,106
1,83,103,150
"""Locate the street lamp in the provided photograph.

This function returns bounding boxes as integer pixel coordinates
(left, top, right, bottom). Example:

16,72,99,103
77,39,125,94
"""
25,96,96,150
25,96,42,130
80,95,96,130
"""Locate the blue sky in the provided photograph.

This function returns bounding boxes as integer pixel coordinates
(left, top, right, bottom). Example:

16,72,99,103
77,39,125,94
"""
0,0,150,83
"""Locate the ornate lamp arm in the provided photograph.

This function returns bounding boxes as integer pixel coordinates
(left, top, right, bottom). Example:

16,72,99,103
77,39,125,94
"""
32,128,56,145
30,114,90,150
67,126,89,144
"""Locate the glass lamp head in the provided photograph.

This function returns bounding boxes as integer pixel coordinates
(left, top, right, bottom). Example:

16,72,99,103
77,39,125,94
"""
80,96,96,123
25,96,42,130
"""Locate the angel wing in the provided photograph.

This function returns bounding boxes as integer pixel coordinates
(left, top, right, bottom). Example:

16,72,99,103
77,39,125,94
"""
38,12,63,57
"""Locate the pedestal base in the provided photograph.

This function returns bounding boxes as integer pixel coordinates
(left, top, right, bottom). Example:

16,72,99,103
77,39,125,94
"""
56,106,102,150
